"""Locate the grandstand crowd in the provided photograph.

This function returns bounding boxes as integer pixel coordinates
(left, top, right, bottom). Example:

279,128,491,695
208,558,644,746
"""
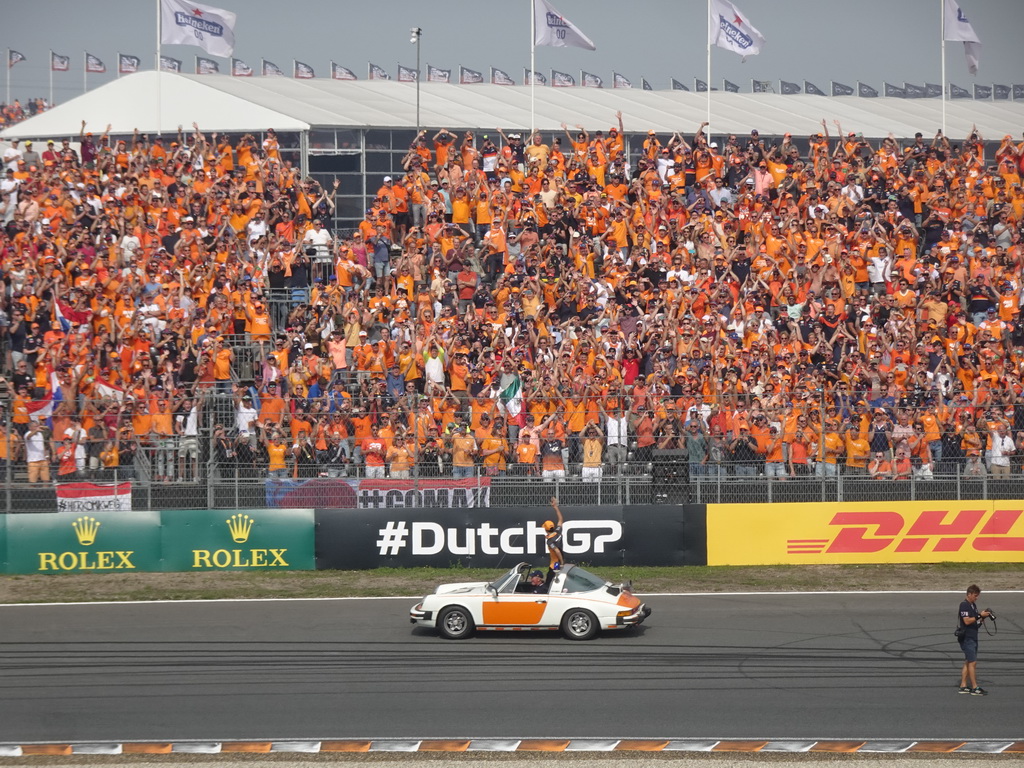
1,112,1024,484
1,99,51,130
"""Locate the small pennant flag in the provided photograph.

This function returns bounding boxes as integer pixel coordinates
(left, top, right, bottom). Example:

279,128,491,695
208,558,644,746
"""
973,83,991,100
490,67,514,85
85,53,106,73
581,71,602,88
671,78,689,91
294,60,315,79
925,82,943,97
331,62,357,80
943,0,981,75
262,59,284,77
831,80,854,96
613,72,631,89
949,83,971,99
460,66,483,84
780,80,801,94
858,82,878,97
524,68,546,85
160,56,182,73
723,79,739,93
552,69,575,87
695,78,708,92
752,79,772,93
397,64,417,82
642,78,653,91
534,0,596,50
196,56,219,74
992,84,1010,100
427,64,450,83
904,82,926,98
8,50,26,68
883,82,906,98
804,81,825,96
118,53,141,74
51,52,71,72
369,63,391,80
231,58,253,76
1013,84,1024,100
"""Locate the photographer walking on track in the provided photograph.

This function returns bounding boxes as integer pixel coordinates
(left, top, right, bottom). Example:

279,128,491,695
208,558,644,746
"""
957,585,992,696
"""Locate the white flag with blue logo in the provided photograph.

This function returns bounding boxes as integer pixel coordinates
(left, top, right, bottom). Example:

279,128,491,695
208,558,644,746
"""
534,0,596,50
943,0,981,75
709,0,765,59
160,0,237,58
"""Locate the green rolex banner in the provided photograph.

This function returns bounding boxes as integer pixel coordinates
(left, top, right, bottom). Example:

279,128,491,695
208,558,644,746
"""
160,509,315,571
5,511,162,574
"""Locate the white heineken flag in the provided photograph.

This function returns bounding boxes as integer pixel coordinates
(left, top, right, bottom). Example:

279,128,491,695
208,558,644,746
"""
944,0,981,75
160,0,237,57
534,0,596,50
709,0,765,58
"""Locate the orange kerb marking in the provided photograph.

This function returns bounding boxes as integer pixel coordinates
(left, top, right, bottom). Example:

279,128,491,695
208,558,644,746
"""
810,741,866,753
1003,742,1024,753
907,742,965,753
21,745,72,756
714,741,767,752
419,740,470,751
123,743,173,754
616,740,670,751
517,739,570,751
320,741,372,752
222,742,272,752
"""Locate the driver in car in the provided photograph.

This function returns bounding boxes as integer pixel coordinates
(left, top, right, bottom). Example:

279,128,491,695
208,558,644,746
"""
523,570,548,594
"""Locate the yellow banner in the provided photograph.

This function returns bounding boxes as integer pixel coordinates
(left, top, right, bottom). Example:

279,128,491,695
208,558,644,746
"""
707,501,1024,565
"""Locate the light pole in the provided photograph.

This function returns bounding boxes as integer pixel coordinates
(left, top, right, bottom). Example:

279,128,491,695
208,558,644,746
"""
409,27,422,137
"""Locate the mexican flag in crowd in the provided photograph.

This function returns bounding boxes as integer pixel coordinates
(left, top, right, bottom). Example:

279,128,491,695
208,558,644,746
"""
500,375,525,427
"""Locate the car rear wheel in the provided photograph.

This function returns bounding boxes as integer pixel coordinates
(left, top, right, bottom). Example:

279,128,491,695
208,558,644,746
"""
561,608,598,641
437,606,475,640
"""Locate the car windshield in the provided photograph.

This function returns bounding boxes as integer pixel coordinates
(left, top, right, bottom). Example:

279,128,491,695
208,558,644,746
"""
487,570,521,594
560,566,607,594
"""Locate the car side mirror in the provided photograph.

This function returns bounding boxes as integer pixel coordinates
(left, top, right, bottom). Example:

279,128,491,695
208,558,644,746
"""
488,585,498,599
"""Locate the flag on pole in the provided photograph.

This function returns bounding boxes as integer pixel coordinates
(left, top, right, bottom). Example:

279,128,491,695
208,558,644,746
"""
804,81,825,96
831,81,854,96
524,69,546,85
904,82,926,98
551,70,575,87
196,56,219,74
8,50,26,68
85,53,106,73
369,63,391,80
397,64,417,82
708,0,765,59
51,52,70,71
883,82,906,98
943,0,981,75
1013,84,1024,100
160,56,182,72
752,79,772,93
973,84,991,100
992,84,1010,100
641,78,653,91
294,60,315,79
160,0,237,57
118,54,141,74
780,80,801,94
533,0,596,50
427,65,450,83
671,78,689,91
231,58,253,76
331,63,357,80
925,82,943,97
949,83,971,98
490,67,514,85
858,82,878,97
262,59,284,77
695,78,708,92
613,72,631,89
581,71,602,88
460,66,484,84
723,79,739,92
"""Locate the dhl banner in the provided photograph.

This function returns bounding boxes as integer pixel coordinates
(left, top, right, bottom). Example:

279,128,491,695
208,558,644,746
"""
707,501,1024,566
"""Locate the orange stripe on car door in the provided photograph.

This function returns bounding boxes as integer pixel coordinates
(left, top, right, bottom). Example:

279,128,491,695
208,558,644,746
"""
482,600,547,625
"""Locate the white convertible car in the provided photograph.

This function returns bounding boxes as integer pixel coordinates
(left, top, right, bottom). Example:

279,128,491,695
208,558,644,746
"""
410,562,652,640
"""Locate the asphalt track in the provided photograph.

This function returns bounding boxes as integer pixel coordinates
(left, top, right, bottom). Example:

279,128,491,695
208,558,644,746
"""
0,592,1021,745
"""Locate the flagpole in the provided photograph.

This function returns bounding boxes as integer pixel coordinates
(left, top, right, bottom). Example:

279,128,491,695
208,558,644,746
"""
156,0,162,136
706,0,712,137
49,51,53,107
940,0,947,135
84,53,87,94
5,50,9,106
530,0,536,138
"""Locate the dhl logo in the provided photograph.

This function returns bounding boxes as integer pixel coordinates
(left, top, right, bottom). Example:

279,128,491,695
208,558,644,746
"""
787,509,1024,555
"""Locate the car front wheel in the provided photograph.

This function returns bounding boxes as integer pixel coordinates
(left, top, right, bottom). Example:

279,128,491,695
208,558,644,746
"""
437,606,475,640
561,608,598,641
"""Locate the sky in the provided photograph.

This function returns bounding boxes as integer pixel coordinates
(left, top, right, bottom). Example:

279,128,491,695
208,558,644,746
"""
4,0,1023,104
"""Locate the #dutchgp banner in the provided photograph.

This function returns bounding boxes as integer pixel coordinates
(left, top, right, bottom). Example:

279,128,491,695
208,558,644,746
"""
56,482,132,513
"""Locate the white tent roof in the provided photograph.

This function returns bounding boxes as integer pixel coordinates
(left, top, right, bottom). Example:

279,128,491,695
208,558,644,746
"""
4,71,1021,140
